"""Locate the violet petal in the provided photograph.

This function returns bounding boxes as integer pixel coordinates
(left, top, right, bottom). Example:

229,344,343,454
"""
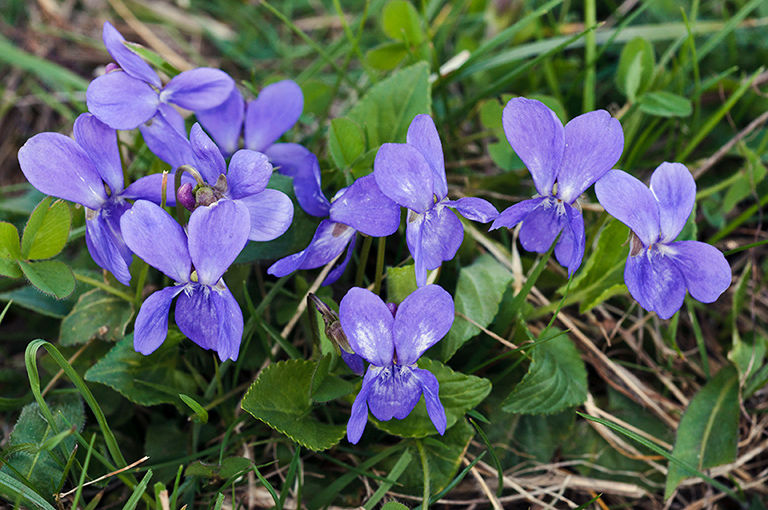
374,143,434,214
175,285,217,351
667,241,731,304
226,150,273,200
267,220,355,277
18,132,107,210
244,80,304,152
555,203,585,277
650,162,696,243
211,286,244,361
86,72,160,130
367,365,422,421
322,233,357,286
139,107,196,170
502,97,564,196
265,143,330,217
329,174,401,237
339,287,394,367
490,197,546,231
73,113,124,194
235,189,294,242
347,370,374,444
556,110,624,204
160,68,235,112
102,22,161,88
595,169,660,247
196,87,245,157
625,249,686,320
134,285,183,355
412,367,446,435
393,284,454,366
189,123,227,183
447,197,499,223
85,201,133,286
187,199,250,285
517,200,564,254
406,114,447,200
341,349,365,376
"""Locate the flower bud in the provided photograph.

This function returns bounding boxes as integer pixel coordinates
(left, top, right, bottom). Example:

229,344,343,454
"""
177,182,196,211
195,185,218,207
386,302,398,317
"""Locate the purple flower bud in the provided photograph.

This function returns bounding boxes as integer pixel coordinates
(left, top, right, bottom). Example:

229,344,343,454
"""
177,182,196,211
104,62,121,74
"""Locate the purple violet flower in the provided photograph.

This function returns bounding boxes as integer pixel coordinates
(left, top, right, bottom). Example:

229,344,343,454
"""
196,83,330,217
86,22,234,131
18,113,142,285
267,174,400,285
374,114,498,287
594,163,731,319
120,199,248,360
490,98,624,276
340,285,454,444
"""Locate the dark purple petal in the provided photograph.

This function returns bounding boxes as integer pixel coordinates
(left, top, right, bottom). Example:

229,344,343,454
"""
393,285,454,365
341,349,365,376
211,286,244,361
347,370,374,444
86,72,160,130
412,368,446,435
367,365,422,421
235,189,294,242
244,80,304,152
322,234,356,286
374,143,434,214
556,110,624,204
102,22,161,88
625,249,686,320
85,201,133,285
668,241,731,304
267,220,354,277
190,123,226,183
595,169,660,247
73,113,123,194
134,286,183,355
447,197,498,223
555,203,585,277
139,108,195,170
160,68,235,112
518,199,565,254
329,174,401,237
405,206,463,287
187,199,250,285
339,287,394,367
406,114,447,200
196,88,245,157
650,162,696,243
502,97,564,196
120,200,191,282
226,150,272,200
18,133,107,210
490,197,546,231
265,143,330,217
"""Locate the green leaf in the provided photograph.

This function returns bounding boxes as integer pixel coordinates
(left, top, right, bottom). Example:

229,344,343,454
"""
59,289,134,345
372,358,491,438
429,255,513,361
179,394,209,424
18,260,76,299
123,41,179,77
729,332,767,397
0,470,57,510
0,285,78,318
615,37,655,101
665,365,740,498
0,393,85,503
185,457,252,479
502,332,588,414
381,502,410,510
85,333,197,406
386,265,418,305
234,174,317,263
21,198,71,260
0,221,22,278
301,78,333,117
241,359,346,451
347,62,431,151
638,91,693,117
366,41,409,70
382,0,423,43
329,118,365,170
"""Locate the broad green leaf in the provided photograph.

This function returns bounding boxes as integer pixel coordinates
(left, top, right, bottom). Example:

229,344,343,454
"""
0,285,79,318
372,358,491,438
386,265,418,305
665,365,739,498
429,255,513,361
59,289,134,345
18,260,76,299
235,174,317,263
347,62,431,150
85,333,197,406
21,198,71,260
397,419,474,495
0,259,21,278
329,118,365,170
241,359,346,451
301,78,333,117
722,156,766,214
310,353,356,403
0,393,84,503
366,42,409,70
565,219,629,313
615,37,655,101
382,0,423,44
502,332,588,414
185,457,252,479
638,91,693,117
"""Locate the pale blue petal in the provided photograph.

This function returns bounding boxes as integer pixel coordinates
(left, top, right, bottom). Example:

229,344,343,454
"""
393,284,454,365
134,285,183,355
265,143,330,217
226,150,272,199
341,349,365,376
85,201,133,286
347,369,375,444
518,199,565,254
595,169,660,247
196,88,245,157
160,68,235,111
374,143,434,214
412,368,446,435
649,162,696,243
139,107,195,170
625,249,686,320
236,189,294,242
667,241,731,304
175,284,217,351
490,197,546,231
405,205,463,287
555,203,585,276
339,287,394,367
406,114,447,200
86,72,160,130
322,233,356,286
367,365,422,421
267,220,355,277
244,80,303,152
447,197,498,223
190,123,226,183
211,286,244,361
73,113,123,194
187,200,250,285
329,174,401,237
102,22,161,87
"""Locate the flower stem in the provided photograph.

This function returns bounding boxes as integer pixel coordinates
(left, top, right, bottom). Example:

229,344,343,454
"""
582,0,596,112
373,236,386,296
417,440,431,509
133,260,150,305
74,273,134,303
355,235,373,288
